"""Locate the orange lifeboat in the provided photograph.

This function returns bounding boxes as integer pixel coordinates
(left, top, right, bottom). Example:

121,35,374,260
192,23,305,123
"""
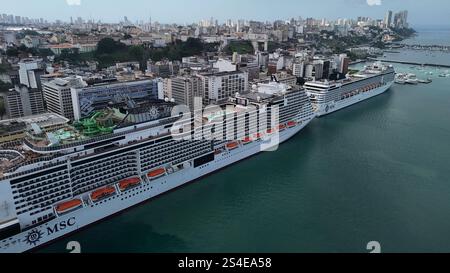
287,121,297,128
148,168,166,179
266,128,274,135
55,199,83,215
242,137,252,145
226,141,239,150
254,132,264,140
278,124,287,131
118,177,141,192
90,186,116,202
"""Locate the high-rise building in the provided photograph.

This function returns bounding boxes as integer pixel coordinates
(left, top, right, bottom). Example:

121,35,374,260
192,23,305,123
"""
292,62,305,78
322,60,331,80
5,85,45,118
384,10,393,28
18,59,45,90
165,76,204,111
339,54,350,75
393,10,409,29
304,64,314,79
42,77,87,121
313,62,324,80
198,71,248,105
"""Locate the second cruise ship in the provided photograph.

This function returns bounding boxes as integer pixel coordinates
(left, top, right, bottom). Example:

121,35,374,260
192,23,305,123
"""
0,82,315,253
304,62,395,117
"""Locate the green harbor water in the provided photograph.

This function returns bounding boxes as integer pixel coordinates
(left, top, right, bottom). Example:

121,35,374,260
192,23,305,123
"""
41,29,450,253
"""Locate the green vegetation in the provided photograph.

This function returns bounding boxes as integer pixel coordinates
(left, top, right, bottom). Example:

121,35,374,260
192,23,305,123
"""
0,80,12,92
0,97,5,120
55,37,219,69
346,51,362,61
318,32,371,53
0,63,11,74
224,40,254,54
391,27,416,41
18,30,40,38
5,45,54,59
0,80,11,121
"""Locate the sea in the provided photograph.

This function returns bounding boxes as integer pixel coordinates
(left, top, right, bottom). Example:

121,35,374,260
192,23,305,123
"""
41,27,450,253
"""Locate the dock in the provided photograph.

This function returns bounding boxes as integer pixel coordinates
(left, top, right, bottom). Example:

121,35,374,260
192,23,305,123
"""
368,58,450,69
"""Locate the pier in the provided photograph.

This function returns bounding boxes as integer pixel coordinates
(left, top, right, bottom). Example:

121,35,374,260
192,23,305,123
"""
388,43,450,53
368,58,450,69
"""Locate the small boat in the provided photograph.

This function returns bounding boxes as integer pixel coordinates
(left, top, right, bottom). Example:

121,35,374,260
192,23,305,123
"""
418,78,432,84
395,73,406,84
55,199,83,215
148,168,166,179
266,128,275,135
278,124,286,131
287,121,297,128
91,186,116,202
118,177,141,192
254,132,264,139
226,141,239,150
241,137,252,145
405,73,419,85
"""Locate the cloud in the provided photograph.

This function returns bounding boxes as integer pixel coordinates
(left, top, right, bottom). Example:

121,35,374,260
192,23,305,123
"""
66,0,81,6
366,0,382,6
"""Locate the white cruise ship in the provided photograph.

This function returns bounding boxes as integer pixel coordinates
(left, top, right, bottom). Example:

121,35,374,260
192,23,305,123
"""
304,63,395,117
0,82,315,253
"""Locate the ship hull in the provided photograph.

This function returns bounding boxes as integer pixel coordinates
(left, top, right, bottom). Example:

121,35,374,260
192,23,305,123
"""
313,81,394,117
0,115,315,253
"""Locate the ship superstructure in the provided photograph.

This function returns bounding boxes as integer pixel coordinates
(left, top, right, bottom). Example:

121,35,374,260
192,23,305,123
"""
0,82,315,253
304,62,395,116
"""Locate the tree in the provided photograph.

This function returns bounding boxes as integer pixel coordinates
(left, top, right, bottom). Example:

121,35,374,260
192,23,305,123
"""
6,47,19,57
96,38,126,55
129,45,145,61
224,40,254,55
37,48,55,58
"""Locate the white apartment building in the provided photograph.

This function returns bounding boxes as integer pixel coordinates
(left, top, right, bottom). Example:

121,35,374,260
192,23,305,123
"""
198,70,248,105
42,77,86,121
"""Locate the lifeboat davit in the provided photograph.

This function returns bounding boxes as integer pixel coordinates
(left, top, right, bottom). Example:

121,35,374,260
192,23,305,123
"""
242,137,252,145
118,177,141,192
226,141,239,150
287,121,297,128
148,168,166,179
55,199,83,215
91,186,116,202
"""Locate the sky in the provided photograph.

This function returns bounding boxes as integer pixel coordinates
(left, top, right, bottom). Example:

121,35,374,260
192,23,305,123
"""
1,0,450,27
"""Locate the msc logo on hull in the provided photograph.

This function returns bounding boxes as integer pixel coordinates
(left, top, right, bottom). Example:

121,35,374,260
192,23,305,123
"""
47,217,76,235
23,217,77,246
23,229,44,246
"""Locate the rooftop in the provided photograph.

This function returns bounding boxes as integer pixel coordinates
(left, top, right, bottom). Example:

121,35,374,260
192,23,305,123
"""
0,113,69,137
0,121,26,136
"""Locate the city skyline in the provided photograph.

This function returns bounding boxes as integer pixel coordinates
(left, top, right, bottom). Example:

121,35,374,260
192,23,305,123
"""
1,0,450,27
